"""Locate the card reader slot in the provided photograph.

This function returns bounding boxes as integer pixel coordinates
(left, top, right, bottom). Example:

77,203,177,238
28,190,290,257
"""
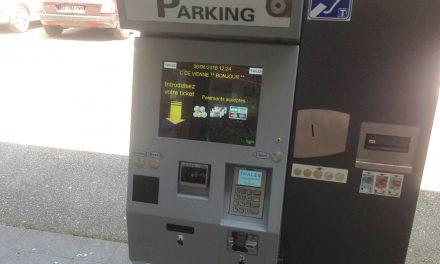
166,224,195,234
364,134,411,153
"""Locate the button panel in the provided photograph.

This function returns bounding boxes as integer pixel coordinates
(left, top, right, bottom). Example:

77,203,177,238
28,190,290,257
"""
228,167,267,219
291,163,348,184
231,187,263,217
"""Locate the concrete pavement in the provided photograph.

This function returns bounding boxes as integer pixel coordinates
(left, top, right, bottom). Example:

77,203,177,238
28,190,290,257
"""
0,225,131,264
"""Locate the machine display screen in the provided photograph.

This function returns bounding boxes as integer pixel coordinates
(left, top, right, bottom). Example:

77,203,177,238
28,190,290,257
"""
158,61,263,146
238,169,263,188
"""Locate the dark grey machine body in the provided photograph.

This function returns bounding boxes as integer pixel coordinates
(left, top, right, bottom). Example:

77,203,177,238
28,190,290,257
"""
280,1,440,264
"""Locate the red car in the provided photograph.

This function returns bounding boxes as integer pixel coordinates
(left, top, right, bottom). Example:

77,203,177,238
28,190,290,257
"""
39,0,128,39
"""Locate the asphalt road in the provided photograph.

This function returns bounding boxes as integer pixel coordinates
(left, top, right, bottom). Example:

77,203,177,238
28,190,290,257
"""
0,26,439,263
0,142,128,242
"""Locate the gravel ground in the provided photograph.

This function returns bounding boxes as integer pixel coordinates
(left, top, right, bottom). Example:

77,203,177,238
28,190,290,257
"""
0,141,438,263
407,191,440,264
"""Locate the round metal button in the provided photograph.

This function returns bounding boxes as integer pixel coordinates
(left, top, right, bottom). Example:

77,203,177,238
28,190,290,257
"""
149,159,160,169
271,151,283,163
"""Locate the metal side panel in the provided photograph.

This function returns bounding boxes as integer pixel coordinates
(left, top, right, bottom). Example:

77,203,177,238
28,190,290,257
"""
280,0,440,264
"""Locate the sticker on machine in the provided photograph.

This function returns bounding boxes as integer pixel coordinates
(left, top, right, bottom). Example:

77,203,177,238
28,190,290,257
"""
308,0,353,21
292,163,348,184
125,0,292,28
359,171,404,198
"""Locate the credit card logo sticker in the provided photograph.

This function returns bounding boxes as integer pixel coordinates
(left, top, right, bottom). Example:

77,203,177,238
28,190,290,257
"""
229,106,248,120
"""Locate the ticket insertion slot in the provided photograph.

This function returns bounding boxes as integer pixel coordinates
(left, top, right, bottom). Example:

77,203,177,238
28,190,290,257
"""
178,161,211,198
355,122,419,174
365,134,411,153
166,224,195,234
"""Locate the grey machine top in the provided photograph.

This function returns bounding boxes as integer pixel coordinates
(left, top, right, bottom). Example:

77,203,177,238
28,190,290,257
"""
117,0,304,43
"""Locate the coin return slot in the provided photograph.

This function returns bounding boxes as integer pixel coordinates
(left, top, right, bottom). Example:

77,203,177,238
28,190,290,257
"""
227,231,259,255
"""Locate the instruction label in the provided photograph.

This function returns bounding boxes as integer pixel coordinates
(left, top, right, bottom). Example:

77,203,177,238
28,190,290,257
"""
125,0,292,28
359,171,404,198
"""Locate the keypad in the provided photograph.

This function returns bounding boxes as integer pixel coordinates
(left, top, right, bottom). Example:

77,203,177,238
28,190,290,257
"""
231,187,262,216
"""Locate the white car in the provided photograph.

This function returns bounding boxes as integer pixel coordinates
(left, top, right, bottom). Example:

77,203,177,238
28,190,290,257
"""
0,0,41,33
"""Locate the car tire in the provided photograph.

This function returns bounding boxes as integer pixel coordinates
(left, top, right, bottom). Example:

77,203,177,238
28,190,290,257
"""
43,25,63,37
113,22,130,40
8,5,30,33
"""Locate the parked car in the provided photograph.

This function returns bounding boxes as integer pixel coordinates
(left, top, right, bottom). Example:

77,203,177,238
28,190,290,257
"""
39,0,128,39
0,0,41,33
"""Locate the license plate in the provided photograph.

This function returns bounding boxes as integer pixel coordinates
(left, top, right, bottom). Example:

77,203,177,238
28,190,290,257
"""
58,5,85,13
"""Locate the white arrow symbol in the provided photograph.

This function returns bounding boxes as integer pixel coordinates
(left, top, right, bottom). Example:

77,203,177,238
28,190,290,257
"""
310,0,342,18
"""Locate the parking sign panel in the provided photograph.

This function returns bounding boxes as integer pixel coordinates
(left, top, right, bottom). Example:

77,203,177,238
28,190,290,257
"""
308,0,353,21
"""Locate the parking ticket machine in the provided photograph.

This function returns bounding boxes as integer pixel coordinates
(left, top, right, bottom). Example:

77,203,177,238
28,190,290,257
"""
119,0,440,264
119,1,303,263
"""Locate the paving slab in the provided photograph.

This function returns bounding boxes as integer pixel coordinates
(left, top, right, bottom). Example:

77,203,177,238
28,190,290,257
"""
74,238,120,263
0,225,130,264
